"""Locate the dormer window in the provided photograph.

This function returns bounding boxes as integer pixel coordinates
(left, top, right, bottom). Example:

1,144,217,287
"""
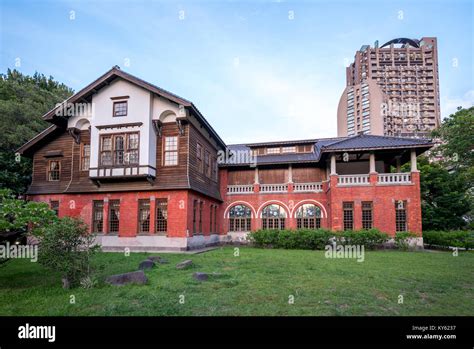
113,101,128,117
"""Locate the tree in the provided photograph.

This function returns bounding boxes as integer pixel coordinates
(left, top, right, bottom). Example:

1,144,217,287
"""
38,217,99,289
0,69,73,194
430,106,474,229
0,189,57,265
418,157,471,230
432,106,474,184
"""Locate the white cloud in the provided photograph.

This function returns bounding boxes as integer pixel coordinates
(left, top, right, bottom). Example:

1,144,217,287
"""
441,90,474,119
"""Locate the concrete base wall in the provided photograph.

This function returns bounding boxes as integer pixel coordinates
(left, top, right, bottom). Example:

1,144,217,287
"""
95,233,225,252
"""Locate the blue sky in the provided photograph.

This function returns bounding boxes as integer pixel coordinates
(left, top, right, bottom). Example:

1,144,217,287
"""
1,0,473,143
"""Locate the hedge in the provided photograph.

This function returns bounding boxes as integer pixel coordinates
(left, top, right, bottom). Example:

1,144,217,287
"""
247,229,389,250
423,230,474,250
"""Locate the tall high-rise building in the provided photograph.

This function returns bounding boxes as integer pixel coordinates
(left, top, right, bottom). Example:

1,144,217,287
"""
337,37,441,138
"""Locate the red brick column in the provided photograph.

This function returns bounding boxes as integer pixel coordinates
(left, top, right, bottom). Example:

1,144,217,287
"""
103,198,109,234
149,196,156,235
410,171,422,235
354,200,362,230
369,172,378,185
287,182,294,192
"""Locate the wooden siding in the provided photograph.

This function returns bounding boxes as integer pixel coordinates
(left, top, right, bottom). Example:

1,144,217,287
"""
292,166,325,183
188,123,221,200
29,131,73,194
227,169,254,185
155,122,189,189
259,168,287,184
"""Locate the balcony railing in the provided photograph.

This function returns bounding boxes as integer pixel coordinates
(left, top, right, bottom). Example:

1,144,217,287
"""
294,182,323,193
260,184,288,193
227,184,254,194
337,174,370,186
89,165,156,178
377,173,412,184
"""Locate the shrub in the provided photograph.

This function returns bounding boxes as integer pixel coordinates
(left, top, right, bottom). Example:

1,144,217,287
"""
38,217,100,288
248,229,388,250
247,229,332,250
247,229,279,248
394,232,418,251
335,229,389,250
423,230,474,250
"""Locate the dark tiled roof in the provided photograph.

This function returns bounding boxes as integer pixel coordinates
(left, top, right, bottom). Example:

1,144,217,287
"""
320,134,433,151
223,134,433,167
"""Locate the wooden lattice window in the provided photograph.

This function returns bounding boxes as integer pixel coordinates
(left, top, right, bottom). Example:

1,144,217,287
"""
199,201,203,234
214,204,217,232
262,204,286,230
81,144,90,171
210,205,214,233
205,150,211,177
126,133,139,164
100,136,113,166
138,199,150,234
211,157,218,181
229,204,251,232
113,101,127,117
296,204,321,229
193,200,197,234
108,200,120,234
362,202,373,229
343,202,354,231
164,136,178,166
50,201,59,216
114,135,125,165
47,160,60,181
156,199,168,234
100,133,139,166
92,201,103,233
197,143,203,173
395,200,407,232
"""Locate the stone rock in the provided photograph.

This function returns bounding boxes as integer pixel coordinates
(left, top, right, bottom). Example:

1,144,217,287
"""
61,278,71,289
176,259,193,270
193,272,209,281
139,260,155,270
105,270,148,286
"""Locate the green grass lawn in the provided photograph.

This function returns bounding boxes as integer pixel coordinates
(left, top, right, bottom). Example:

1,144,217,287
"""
0,247,473,316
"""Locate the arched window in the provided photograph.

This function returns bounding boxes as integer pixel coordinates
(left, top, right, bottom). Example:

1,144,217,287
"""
262,204,286,230
296,204,321,229
229,205,252,232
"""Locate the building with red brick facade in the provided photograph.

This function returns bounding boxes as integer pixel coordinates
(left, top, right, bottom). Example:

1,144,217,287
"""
18,67,433,251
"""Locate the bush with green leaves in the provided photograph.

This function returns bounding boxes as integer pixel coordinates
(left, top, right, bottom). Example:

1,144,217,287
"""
423,230,474,250
394,232,418,251
248,229,332,250
248,228,388,250
38,217,99,288
335,229,389,250
0,189,57,265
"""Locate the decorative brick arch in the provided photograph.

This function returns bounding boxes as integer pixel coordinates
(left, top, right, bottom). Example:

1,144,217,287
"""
257,200,291,218
223,201,257,218
291,200,328,218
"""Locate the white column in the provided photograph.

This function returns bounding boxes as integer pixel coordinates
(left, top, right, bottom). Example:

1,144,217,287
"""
330,154,337,175
288,164,293,183
369,152,376,173
395,156,401,173
410,150,418,172
254,167,259,184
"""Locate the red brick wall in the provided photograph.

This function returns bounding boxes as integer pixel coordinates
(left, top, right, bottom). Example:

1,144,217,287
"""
219,169,422,237
29,171,423,239
29,190,193,238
